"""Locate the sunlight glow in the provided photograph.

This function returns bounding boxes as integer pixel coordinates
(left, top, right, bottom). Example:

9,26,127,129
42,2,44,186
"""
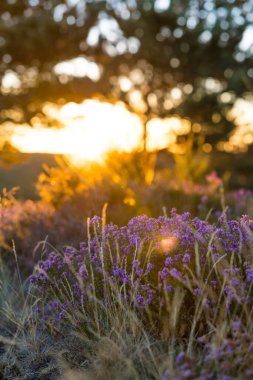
146,118,177,151
11,100,144,164
225,98,253,152
9,96,253,163
8,99,211,165
159,236,177,253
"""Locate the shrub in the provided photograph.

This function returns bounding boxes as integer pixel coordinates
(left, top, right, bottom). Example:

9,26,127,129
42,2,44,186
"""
0,198,84,274
30,211,253,339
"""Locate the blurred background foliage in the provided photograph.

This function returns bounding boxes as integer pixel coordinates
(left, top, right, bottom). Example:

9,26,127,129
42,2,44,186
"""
0,0,252,147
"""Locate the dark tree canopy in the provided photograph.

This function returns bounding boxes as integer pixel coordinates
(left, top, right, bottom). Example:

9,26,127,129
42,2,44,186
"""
0,0,253,147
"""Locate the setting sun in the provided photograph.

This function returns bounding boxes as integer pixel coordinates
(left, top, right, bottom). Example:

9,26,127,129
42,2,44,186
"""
8,98,253,165
9,100,183,165
10,100,144,164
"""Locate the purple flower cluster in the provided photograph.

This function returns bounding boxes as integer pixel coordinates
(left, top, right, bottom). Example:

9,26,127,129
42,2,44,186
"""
162,324,253,379
30,210,253,327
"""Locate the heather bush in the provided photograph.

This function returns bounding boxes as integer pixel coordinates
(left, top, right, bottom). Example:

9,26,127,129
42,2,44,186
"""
1,210,253,378
1,163,253,279
30,211,253,339
0,196,84,274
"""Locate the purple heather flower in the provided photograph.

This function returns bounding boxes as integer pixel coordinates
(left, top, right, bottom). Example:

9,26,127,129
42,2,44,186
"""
201,195,208,203
132,259,140,269
182,253,191,264
145,263,155,273
136,267,143,277
232,320,241,331
162,369,170,380
246,269,253,283
169,268,181,279
136,293,144,306
159,267,169,279
175,352,185,365
165,256,173,266
231,278,239,286
193,288,201,296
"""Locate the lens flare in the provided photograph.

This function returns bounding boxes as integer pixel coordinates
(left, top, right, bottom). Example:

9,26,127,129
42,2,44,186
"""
159,236,177,253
